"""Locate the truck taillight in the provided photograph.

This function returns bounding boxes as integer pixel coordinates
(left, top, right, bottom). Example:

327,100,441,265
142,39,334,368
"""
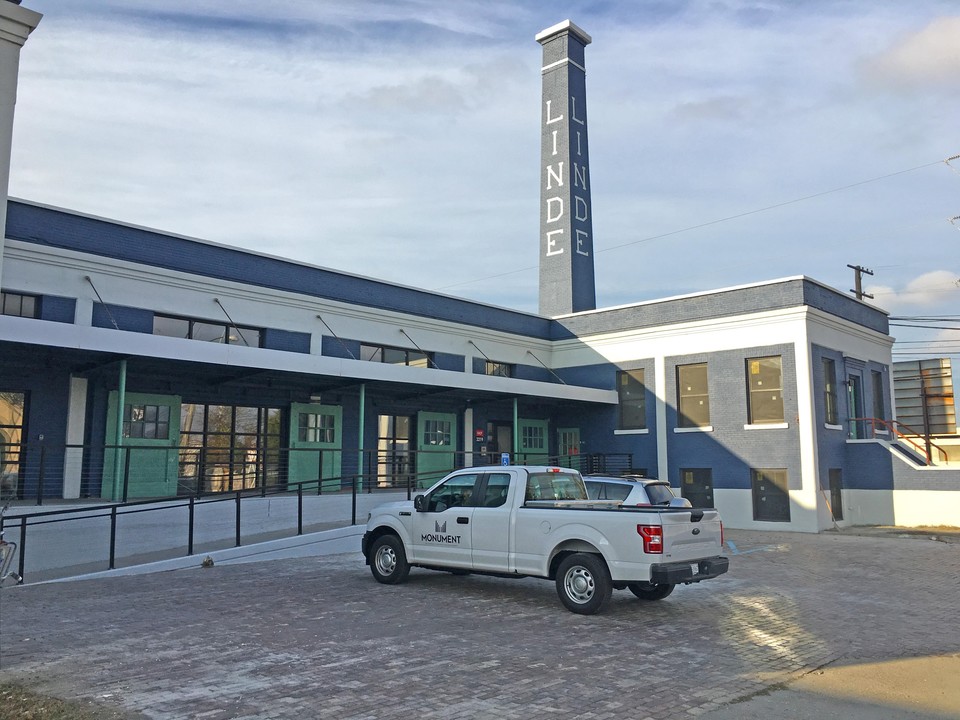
637,525,663,554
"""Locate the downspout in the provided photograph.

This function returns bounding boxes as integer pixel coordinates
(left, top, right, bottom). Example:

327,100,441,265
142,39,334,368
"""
112,359,127,501
357,383,366,490
513,397,519,462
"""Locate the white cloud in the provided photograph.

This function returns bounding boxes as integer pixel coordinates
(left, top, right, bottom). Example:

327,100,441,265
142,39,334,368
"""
862,16,960,91
867,270,960,310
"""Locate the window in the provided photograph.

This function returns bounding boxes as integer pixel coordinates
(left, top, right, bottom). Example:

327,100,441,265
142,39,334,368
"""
871,370,885,420
823,358,839,425
298,413,335,443
524,472,587,501
360,343,432,368
746,356,784,424
680,468,713,508
521,424,545,450
427,473,479,512
0,392,26,497
677,363,710,428
478,473,511,508
1,292,38,318
751,468,790,522
617,369,646,430
153,313,262,348
485,361,514,378
422,419,452,446
123,404,170,439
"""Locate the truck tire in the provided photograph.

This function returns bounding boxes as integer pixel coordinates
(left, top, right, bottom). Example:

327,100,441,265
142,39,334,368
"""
627,581,674,601
369,534,410,585
555,553,612,615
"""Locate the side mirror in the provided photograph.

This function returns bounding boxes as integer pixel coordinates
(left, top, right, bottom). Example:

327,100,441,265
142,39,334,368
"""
414,494,426,512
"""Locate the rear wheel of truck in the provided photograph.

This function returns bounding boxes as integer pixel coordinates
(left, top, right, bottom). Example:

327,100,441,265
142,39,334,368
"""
370,535,410,585
556,553,612,615
627,581,674,601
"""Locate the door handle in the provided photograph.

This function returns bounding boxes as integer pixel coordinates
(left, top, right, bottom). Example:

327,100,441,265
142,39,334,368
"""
457,517,469,524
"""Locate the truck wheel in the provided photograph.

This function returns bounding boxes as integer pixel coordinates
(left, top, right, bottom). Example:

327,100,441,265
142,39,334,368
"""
555,553,612,615
627,581,674,601
369,535,410,585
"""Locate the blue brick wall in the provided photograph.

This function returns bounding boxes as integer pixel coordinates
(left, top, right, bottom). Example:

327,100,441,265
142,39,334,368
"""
92,303,153,333
262,328,311,354
39,295,76,323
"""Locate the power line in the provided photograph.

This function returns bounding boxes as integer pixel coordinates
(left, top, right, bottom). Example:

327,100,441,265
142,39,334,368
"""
434,157,948,291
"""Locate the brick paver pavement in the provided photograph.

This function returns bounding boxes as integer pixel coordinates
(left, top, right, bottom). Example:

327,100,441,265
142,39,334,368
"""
0,529,957,719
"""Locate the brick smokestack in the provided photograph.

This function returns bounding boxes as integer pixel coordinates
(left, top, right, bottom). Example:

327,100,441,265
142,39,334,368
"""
536,20,596,317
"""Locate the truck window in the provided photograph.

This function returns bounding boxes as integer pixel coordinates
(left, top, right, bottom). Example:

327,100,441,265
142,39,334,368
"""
426,473,479,512
478,473,511,508
644,483,676,505
525,472,588,502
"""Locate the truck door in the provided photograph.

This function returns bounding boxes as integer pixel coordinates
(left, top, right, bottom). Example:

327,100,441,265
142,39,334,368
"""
470,471,513,571
410,472,479,569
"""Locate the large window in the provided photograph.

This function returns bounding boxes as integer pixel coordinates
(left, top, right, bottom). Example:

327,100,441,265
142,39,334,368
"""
677,363,710,428
680,468,713,508
617,369,646,430
179,404,281,494
0,392,26,498
123,404,170,439
823,358,839,425
871,370,885,421
1,292,38,318
521,424,545,451
153,313,262,348
751,468,790,522
422,419,452,446
360,343,431,368
746,356,784,424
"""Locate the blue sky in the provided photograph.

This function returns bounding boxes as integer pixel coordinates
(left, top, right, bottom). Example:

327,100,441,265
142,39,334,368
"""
8,0,960,370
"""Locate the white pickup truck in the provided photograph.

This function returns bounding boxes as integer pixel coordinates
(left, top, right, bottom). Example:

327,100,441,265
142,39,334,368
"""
362,466,728,614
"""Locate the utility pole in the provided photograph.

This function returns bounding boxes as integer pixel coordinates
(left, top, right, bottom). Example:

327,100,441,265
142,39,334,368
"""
847,264,874,301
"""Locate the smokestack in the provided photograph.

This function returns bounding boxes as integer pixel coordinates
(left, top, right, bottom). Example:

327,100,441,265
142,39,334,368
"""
0,0,42,281
536,20,596,317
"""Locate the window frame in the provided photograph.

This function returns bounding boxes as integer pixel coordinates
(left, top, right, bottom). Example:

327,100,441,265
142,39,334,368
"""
152,312,263,348
617,369,647,430
360,343,433,368
823,357,839,425
0,291,39,319
745,356,785,425
677,363,711,429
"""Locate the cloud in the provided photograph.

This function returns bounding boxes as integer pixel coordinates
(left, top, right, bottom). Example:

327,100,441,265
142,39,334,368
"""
862,16,960,91
867,270,960,309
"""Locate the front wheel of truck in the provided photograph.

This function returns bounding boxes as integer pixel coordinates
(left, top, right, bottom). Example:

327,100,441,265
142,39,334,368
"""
369,534,410,585
555,553,612,615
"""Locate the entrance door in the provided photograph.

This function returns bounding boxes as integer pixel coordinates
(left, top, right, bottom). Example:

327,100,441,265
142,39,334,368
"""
377,414,414,488
0,392,26,499
828,469,844,521
680,468,713,508
289,403,342,492
557,427,581,468
484,421,513,462
416,412,457,489
519,419,549,464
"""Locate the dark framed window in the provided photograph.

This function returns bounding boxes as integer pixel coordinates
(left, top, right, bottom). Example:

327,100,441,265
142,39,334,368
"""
298,413,335,443
823,358,839,424
677,363,710,428
680,468,713,508
871,370,885,420
746,356,784,424
617,369,646,430
521,424,545,451
751,468,790,522
1,292,38,318
422,419,452,446
360,343,431,368
123,404,170,440
485,361,514,378
153,313,262,348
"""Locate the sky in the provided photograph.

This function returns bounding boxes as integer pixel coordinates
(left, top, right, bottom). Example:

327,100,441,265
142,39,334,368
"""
7,0,960,377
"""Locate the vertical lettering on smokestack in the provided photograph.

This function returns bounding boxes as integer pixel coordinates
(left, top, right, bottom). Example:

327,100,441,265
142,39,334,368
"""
536,20,596,317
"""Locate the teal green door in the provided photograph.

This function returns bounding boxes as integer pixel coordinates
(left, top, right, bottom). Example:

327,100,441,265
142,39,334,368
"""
103,392,181,500
289,403,343,492
416,412,457,489
519,419,549,464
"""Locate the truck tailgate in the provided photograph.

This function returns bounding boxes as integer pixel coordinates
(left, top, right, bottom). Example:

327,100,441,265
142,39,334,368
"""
658,509,723,560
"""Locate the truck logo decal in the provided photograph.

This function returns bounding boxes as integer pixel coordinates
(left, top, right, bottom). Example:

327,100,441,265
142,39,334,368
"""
435,521,447,533
421,532,462,544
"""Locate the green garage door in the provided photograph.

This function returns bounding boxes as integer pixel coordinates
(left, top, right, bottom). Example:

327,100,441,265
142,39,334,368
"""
289,403,343,492
416,412,457,489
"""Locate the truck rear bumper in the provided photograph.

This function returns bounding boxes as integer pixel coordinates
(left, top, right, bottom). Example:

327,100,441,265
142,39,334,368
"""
650,556,729,585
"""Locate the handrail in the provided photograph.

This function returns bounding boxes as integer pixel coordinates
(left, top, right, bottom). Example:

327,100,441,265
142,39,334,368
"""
849,417,948,464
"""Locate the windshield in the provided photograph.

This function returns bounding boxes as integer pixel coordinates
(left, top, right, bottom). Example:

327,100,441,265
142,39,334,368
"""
525,472,588,501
